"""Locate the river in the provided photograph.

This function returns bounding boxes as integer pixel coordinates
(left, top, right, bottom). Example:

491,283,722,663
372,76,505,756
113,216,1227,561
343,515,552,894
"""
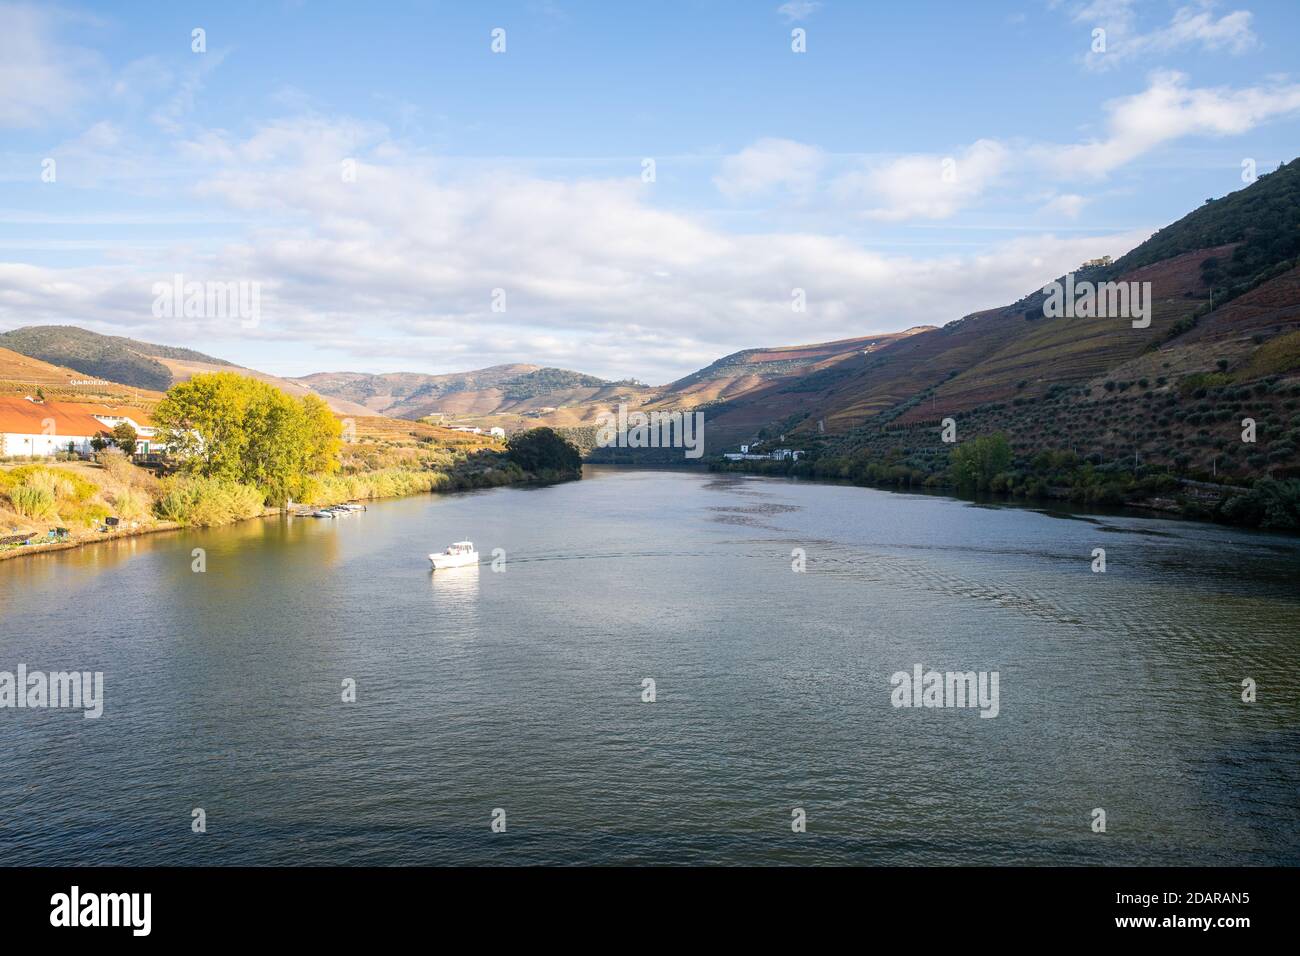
1,466,1296,865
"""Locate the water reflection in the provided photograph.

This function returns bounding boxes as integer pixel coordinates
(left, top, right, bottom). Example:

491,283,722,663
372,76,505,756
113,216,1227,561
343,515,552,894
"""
429,562,480,599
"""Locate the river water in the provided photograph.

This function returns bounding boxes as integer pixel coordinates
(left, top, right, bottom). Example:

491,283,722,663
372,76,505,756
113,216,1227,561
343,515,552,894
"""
1,466,1296,865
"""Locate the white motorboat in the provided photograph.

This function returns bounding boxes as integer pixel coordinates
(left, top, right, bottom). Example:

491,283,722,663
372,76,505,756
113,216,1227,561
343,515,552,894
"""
429,541,478,570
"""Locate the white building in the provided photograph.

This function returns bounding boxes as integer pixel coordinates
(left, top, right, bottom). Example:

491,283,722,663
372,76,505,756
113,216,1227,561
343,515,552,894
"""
0,396,162,458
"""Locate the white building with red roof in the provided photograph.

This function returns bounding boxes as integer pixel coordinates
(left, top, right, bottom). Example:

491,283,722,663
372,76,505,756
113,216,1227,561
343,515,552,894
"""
0,396,163,458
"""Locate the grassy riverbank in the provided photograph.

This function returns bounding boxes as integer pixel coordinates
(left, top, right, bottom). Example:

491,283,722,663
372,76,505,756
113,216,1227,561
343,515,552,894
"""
1,424,581,560
710,439,1300,531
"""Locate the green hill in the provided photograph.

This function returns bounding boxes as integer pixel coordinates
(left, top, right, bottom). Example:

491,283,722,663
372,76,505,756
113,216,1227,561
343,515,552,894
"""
499,367,611,400
0,325,233,391
1106,157,1300,305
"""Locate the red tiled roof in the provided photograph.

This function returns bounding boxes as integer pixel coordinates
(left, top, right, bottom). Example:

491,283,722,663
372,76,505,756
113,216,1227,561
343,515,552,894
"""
0,396,110,437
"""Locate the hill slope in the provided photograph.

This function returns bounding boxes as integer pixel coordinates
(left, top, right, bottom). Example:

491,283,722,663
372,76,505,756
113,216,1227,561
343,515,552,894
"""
0,325,370,417
0,345,165,406
706,157,1300,485
297,364,653,425
0,326,232,391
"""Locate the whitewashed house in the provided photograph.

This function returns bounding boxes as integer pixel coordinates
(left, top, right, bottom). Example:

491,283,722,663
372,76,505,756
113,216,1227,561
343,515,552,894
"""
0,396,162,457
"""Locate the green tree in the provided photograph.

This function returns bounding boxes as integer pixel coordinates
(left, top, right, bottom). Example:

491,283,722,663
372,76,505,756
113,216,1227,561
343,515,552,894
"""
299,394,343,475
506,427,581,475
153,372,256,480
153,372,344,504
949,433,1012,491
111,421,138,454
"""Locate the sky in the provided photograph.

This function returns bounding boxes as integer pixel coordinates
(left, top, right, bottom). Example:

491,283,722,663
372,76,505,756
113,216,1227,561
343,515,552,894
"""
1,0,1299,385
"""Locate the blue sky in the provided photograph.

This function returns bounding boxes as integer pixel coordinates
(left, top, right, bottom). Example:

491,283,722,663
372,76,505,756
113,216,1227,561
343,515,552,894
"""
2,0,1299,383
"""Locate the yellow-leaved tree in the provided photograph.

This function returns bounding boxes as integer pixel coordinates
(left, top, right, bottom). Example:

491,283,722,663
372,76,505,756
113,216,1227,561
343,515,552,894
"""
154,372,343,505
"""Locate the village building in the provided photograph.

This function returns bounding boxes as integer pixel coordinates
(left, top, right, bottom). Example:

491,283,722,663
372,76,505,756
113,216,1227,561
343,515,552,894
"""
722,447,805,462
0,396,162,458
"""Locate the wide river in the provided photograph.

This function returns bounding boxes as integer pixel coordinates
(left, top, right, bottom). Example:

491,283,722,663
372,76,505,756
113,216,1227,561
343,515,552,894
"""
1,467,1296,865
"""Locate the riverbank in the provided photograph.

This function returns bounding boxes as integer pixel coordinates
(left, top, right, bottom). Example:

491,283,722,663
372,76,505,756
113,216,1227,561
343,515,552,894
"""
0,516,186,561
707,456,1300,532
0,461,580,563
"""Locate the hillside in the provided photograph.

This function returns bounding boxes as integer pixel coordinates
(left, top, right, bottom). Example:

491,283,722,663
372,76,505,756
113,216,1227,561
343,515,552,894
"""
0,345,164,406
706,157,1300,490
0,325,368,417
296,365,541,416
298,335,931,434
0,326,232,391
298,363,656,427
152,356,373,418
660,331,928,406
1105,157,1300,305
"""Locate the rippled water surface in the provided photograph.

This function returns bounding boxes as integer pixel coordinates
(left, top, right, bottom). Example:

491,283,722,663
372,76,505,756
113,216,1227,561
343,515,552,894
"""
1,467,1297,865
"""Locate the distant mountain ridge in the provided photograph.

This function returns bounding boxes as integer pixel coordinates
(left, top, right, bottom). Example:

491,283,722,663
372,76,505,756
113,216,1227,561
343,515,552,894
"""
291,333,933,429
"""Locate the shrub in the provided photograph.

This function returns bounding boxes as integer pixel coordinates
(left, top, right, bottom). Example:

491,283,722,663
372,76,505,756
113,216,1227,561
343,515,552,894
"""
108,486,150,521
1218,479,1300,529
506,427,582,474
8,483,55,519
154,476,266,527
948,433,1012,491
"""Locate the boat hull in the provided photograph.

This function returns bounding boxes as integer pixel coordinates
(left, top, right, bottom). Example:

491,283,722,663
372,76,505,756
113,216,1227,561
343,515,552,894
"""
429,552,478,570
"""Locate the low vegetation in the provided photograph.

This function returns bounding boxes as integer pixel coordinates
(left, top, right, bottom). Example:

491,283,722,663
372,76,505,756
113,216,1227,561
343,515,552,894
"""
0,464,109,530
713,433,1300,531
153,475,265,527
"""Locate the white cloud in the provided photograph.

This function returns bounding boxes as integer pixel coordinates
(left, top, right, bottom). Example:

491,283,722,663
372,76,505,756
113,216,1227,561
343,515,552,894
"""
0,117,1154,382
823,72,1300,217
1075,0,1257,70
714,138,825,199
832,140,1009,221
1041,71,1300,177
777,2,821,22
1041,193,1089,218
